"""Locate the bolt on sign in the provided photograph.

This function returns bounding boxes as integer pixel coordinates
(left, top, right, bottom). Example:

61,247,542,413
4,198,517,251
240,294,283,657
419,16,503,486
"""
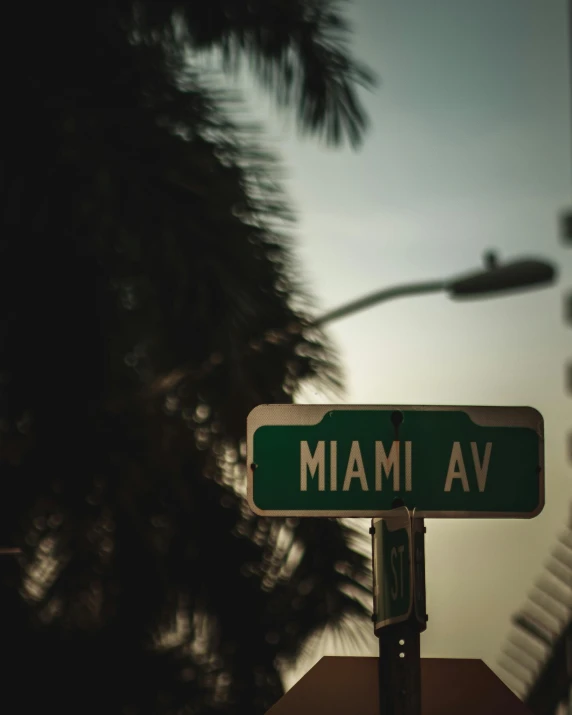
246,405,544,518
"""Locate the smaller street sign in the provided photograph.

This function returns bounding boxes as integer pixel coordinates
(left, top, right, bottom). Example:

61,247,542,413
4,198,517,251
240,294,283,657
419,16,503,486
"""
372,507,413,629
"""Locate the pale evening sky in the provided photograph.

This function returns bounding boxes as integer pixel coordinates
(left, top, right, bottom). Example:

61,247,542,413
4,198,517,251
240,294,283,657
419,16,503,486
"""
226,0,572,694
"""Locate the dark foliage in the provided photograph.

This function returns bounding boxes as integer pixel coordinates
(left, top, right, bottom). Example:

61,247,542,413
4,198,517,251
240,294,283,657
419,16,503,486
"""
0,2,374,713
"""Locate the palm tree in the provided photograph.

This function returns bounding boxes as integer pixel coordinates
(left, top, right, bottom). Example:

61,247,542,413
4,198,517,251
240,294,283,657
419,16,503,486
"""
0,2,376,713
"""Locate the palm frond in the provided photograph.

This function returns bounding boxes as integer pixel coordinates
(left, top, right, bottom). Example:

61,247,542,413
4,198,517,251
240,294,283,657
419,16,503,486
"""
0,3,372,712
131,0,377,147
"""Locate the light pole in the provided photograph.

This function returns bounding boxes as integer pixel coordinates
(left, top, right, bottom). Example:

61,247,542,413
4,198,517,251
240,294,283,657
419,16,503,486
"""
310,251,555,715
313,253,557,327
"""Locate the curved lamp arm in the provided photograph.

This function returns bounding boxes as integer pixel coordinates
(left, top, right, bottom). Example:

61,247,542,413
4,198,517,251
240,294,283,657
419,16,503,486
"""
313,256,556,327
313,280,447,326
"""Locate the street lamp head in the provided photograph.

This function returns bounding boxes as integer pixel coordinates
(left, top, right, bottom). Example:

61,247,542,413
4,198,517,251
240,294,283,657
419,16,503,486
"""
448,258,557,299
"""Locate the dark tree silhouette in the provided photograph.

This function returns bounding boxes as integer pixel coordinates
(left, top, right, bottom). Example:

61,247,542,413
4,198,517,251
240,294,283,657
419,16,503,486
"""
0,2,375,713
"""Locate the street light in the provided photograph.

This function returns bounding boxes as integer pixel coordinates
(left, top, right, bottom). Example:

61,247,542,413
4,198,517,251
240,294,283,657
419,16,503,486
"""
449,252,556,299
313,253,557,326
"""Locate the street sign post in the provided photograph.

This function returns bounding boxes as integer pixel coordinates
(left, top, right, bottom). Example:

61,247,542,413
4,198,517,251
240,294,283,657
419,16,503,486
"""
372,507,426,714
412,519,427,627
247,404,544,518
248,403,545,715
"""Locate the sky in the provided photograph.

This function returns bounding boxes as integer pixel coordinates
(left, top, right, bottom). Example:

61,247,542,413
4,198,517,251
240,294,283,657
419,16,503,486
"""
233,0,572,696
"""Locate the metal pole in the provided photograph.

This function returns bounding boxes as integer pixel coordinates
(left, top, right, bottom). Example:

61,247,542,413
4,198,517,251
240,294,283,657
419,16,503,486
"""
566,627,572,714
373,511,426,715
377,613,422,715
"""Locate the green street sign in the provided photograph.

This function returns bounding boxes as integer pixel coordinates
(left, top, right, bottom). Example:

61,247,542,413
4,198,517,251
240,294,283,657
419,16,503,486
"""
372,508,413,628
246,404,544,518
